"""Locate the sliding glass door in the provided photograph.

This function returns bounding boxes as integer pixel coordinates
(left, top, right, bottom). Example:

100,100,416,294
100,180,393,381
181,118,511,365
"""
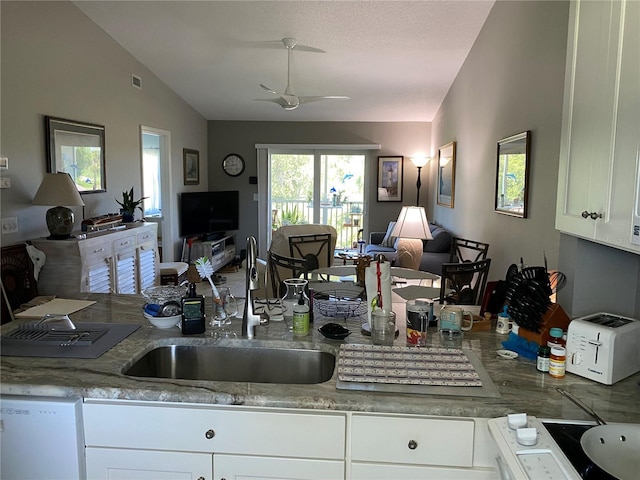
264,148,368,252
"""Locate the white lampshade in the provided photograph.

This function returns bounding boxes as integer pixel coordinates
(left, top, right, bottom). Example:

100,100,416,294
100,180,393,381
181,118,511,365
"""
33,173,84,239
391,206,432,270
391,206,433,240
33,173,85,207
410,156,429,168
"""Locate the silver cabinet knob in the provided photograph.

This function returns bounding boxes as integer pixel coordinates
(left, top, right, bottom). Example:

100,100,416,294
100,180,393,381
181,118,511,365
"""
205,429,215,439
408,439,418,450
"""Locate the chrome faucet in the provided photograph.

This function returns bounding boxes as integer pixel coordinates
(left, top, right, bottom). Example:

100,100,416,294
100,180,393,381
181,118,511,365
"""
242,236,263,339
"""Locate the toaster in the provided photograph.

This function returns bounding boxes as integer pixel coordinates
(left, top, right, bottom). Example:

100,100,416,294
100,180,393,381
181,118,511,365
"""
566,312,640,385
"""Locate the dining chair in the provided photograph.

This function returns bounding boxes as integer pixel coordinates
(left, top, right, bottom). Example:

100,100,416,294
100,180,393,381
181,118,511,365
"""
267,250,310,298
439,258,491,306
449,237,490,263
288,233,333,271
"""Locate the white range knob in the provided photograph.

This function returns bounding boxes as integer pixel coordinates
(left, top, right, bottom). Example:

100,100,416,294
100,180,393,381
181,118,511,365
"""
507,413,527,429
516,427,538,446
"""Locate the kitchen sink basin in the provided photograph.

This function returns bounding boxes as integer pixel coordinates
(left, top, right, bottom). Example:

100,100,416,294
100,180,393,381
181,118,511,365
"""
123,344,336,384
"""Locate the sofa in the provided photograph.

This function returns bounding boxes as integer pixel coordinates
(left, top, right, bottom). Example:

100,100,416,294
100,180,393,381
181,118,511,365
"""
365,223,452,275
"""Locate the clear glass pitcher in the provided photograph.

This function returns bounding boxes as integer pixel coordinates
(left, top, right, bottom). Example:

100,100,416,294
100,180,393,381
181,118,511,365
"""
281,278,308,330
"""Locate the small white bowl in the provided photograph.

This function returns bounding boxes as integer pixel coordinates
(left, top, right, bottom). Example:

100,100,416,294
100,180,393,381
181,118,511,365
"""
143,311,181,329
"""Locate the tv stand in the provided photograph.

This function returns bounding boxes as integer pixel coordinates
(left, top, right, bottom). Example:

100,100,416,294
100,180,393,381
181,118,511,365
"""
181,234,235,273
202,232,224,242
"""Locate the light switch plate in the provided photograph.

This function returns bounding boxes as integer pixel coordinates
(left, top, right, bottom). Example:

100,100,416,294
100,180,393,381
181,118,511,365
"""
0,156,7,170
1,217,18,234
0,177,10,188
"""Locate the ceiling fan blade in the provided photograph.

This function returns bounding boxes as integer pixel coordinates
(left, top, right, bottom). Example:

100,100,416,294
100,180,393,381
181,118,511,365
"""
260,83,279,95
292,44,326,54
298,95,351,105
255,96,300,110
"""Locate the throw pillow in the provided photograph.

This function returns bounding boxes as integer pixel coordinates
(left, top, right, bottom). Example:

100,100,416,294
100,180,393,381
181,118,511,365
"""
380,222,397,247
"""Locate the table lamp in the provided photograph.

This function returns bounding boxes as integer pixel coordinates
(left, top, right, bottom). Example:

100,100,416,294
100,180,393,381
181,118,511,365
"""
33,172,84,239
391,206,432,270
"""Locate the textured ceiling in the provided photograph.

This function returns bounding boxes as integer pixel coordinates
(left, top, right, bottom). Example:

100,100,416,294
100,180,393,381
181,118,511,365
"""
74,1,495,122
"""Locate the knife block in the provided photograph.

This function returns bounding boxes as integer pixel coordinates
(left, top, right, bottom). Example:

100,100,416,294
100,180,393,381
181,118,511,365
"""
518,303,571,346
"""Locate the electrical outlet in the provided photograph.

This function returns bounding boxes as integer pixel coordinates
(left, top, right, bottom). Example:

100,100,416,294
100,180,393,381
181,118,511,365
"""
0,177,10,188
1,217,18,234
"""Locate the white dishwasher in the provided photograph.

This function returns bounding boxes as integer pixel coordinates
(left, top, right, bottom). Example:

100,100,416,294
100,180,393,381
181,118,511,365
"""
1,395,85,480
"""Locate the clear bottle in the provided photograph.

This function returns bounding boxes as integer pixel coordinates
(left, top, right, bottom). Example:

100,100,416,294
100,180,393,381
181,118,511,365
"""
537,345,551,373
549,346,566,378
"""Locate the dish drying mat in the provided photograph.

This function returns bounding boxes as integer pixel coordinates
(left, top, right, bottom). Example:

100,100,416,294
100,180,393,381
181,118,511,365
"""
336,344,500,398
1,322,139,359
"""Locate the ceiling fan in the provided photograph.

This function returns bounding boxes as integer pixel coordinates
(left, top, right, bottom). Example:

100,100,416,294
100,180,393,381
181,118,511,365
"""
256,38,349,111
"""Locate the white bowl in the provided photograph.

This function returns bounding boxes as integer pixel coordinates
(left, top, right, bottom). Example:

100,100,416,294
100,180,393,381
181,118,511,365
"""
143,311,181,329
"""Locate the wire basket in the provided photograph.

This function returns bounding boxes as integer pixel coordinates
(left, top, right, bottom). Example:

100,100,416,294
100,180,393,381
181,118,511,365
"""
314,289,367,318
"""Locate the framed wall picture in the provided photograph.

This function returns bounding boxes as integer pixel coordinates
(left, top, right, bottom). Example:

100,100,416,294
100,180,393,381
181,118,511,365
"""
377,156,403,202
45,116,106,194
437,141,456,208
183,148,199,185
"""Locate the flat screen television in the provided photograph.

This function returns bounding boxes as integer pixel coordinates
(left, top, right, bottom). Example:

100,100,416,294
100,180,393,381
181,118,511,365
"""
179,191,239,238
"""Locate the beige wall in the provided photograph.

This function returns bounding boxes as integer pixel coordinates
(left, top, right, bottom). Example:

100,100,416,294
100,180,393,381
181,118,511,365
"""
0,1,208,260
208,121,431,251
431,0,639,318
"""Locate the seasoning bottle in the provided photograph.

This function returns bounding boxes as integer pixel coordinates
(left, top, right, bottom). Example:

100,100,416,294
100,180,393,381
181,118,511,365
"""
549,346,566,378
536,345,551,373
292,291,310,337
547,327,565,348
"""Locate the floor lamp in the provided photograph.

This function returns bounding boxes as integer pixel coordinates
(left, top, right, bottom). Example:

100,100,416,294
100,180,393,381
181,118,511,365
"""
391,206,432,270
410,156,429,206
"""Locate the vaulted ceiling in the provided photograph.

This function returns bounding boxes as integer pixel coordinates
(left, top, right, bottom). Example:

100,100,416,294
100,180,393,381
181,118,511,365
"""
74,1,495,122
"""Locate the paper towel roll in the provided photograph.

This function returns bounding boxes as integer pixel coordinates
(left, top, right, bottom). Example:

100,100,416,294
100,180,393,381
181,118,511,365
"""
365,260,392,328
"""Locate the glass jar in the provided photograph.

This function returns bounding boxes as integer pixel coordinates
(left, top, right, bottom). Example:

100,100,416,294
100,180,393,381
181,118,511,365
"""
537,345,551,372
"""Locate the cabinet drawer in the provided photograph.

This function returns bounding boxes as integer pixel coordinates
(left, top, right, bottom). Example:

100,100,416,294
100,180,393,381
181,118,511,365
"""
137,229,156,244
79,241,112,266
350,414,474,467
84,401,346,460
113,233,136,251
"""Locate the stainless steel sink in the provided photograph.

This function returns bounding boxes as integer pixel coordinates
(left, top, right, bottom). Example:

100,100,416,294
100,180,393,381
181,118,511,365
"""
123,344,336,384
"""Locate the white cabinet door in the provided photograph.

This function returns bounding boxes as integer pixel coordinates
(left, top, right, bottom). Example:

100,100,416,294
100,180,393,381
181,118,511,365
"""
556,0,640,254
86,447,211,480
215,454,344,480
86,260,113,293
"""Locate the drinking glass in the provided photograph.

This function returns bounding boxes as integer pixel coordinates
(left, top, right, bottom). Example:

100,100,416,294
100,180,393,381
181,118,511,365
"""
221,287,238,323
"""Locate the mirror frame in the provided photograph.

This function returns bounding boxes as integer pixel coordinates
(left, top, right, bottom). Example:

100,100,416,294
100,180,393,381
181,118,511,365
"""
495,130,530,218
45,116,106,194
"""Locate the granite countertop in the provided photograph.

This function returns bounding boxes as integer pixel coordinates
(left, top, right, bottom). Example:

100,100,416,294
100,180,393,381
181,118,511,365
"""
2,293,639,423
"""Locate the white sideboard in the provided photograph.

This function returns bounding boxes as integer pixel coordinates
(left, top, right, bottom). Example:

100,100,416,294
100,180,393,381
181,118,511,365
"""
32,223,159,296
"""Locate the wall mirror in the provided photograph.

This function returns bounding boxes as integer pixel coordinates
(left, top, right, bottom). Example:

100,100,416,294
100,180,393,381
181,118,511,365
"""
495,130,530,218
45,116,106,193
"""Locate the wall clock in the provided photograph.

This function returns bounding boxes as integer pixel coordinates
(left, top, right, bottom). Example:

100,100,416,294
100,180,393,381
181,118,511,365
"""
223,153,245,177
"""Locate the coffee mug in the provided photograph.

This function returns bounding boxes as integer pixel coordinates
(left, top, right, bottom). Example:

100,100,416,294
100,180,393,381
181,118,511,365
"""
438,305,473,335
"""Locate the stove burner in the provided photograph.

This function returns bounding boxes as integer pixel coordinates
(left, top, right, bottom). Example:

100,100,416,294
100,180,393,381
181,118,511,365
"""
542,423,617,479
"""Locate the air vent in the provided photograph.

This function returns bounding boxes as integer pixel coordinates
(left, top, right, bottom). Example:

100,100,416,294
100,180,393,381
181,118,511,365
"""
632,224,640,246
132,74,142,89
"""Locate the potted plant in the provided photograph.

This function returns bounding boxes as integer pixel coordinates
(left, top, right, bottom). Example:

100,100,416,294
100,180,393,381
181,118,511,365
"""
116,187,147,223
